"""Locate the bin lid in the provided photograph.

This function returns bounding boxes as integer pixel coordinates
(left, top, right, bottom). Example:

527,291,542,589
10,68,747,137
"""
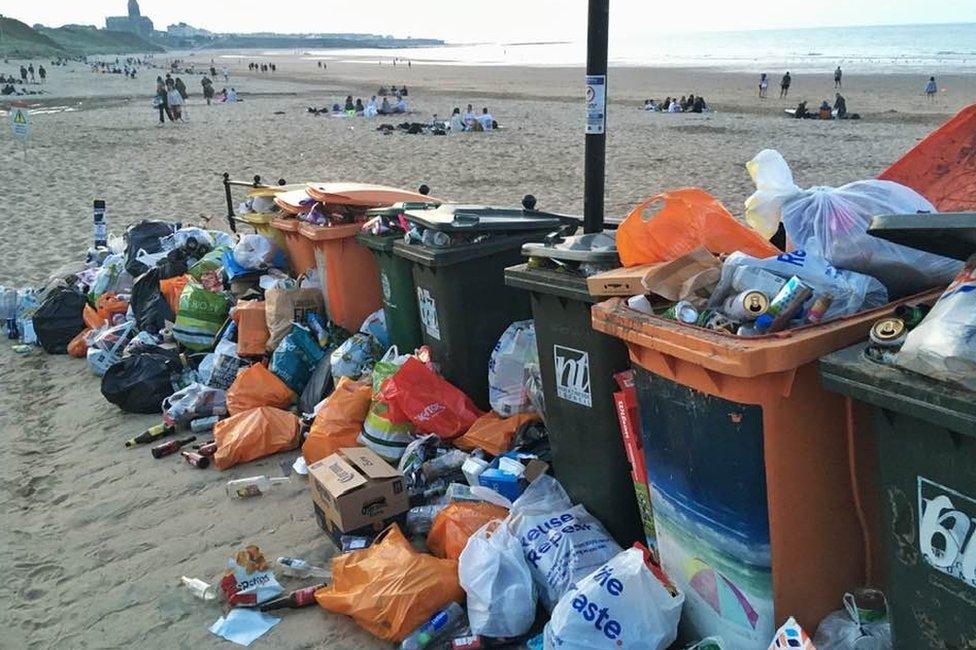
868,212,976,261
505,263,598,303
401,203,575,233
306,182,438,207
521,230,619,264
820,342,976,435
365,201,442,218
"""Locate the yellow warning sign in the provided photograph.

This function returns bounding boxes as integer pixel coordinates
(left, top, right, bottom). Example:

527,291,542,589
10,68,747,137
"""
10,102,29,141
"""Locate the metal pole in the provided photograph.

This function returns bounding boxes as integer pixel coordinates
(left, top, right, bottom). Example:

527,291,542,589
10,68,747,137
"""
583,0,609,234
222,172,237,232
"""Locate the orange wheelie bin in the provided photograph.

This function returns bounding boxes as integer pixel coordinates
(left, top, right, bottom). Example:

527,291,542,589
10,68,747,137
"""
271,216,317,276
591,289,939,647
299,222,382,333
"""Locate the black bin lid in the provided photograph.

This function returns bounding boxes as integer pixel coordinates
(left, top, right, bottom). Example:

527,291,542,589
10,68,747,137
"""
364,201,442,218
521,230,619,264
401,203,576,233
868,212,976,261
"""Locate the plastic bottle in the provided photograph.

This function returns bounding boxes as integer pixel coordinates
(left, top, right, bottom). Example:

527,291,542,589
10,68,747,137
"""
400,602,466,650
180,576,216,601
225,476,290,499
421,449,470,481
275,557,331,579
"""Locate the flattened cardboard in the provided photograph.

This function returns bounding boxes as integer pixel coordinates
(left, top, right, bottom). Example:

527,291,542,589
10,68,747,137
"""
587,265,657,296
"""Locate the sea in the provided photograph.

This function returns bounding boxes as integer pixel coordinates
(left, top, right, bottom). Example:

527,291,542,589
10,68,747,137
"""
287,23,976,73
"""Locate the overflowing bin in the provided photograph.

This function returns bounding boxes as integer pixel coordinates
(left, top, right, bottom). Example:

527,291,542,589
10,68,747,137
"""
590,294,940,647
357,203,441,353
300,222,382,334
393,203,568,409
819,213,976,648
505,231,645,546
271,216,317,276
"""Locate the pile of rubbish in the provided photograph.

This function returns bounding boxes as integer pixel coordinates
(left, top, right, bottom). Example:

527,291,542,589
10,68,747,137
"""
581,149,963,342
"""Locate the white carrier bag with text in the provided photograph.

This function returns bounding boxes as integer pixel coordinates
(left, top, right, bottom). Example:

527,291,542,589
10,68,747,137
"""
509,475,621,611
543,548,684,650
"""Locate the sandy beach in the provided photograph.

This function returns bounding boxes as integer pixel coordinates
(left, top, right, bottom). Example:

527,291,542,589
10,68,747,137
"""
1,50,973,648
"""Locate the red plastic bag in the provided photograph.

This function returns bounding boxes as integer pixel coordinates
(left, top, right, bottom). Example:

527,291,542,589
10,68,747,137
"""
302,376,372,465
213,406,301,470
617,188,779,267
226,362,296,415
315,524,464,642
379,357,483,439
427,502,509,560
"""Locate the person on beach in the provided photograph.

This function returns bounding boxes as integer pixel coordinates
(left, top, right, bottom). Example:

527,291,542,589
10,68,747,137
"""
478,107,495,131
819,100,832,119
28,64,35,82
450,107,466,131
464,104,476,128
344,95,355,114
925,76,937,99
780,72,791,97
155,76,173,124
39,65,46,83
668,99,682,113
221,66,229,81
834,66,842,88
174,77,189,121
20,66,27,83
759,73,768,99
167,80,184,121
201,76,214,105
834,93,847,118
355,98,365,116
692,95,706,113
379,97,392,114
395,95,408,113
226,87,238,102
365,96,378,117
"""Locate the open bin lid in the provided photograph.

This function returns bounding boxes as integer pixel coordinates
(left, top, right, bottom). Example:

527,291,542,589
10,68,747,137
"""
868,212,976,261
521,230,619,264
365,201,442,218
401,203,576,233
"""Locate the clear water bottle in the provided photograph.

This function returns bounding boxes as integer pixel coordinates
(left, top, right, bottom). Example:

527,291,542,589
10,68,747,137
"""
400,602,466,650
275,556,331,579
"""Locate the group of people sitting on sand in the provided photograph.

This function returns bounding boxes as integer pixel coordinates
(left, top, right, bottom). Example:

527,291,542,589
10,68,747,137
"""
643,94,708,113
378,85,408,97
446,105,496,131
309,93,410,117
791,93,858,120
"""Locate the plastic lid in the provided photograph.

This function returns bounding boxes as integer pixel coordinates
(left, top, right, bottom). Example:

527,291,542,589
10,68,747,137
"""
364,201,442,218
522,230,619,263
401,203,575,233
755,314,773,331
868,212,976,261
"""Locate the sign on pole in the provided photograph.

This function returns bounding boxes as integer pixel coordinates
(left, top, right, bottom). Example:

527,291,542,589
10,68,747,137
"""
585,74,606,135
10,101,29,142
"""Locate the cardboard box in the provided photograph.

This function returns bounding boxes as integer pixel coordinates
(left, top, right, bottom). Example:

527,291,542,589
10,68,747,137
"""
586,265,656,296
308,448,409,543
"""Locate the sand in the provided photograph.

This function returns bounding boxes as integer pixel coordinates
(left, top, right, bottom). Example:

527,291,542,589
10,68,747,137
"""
1,51,973,648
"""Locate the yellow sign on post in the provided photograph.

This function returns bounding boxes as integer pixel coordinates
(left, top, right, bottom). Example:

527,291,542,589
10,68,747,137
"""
10,101,30,141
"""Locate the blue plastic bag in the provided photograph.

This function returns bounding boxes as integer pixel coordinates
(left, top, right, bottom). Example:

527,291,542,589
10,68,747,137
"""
270,324,325,394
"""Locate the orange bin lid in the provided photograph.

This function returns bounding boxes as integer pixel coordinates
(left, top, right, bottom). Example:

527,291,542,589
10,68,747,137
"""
305,182,438,206
271,216,302,232
591,288,944,378
298,222,362,241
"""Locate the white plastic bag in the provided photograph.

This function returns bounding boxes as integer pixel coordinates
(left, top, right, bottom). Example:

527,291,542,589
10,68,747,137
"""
233,234,277,270
459,520,537,637
162,382,227,426
510,475,622,611
745,149,961,298
813,593,892,650
359,309,390,350
488,320,539,417
708,250,888,321
543,548,684,650
896,256,976,390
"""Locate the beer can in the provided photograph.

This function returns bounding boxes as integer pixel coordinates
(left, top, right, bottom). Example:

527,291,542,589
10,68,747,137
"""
182,451,210,469
699,309,737,333
870,317,907,348
767,276,814,332
723,290,769,321
806,293,834,324
664,300,699,324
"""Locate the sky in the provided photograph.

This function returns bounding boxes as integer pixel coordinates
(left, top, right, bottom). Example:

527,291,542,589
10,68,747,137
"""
8,0,976,43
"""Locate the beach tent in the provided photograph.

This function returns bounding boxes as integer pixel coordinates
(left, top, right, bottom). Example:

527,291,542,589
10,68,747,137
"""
879,103,976,211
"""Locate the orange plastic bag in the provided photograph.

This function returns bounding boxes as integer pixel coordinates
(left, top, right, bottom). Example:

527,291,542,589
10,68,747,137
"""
160,274,190,315
880,103,976,211
315,524,465,642
302,377,372,465
213,406,301,470
95,292,129,323
68,328,91,358
231,300,269,357
617,188,779,267
226,362,296,415
427,502,509,560
453,412,541,456
83,304,106,330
